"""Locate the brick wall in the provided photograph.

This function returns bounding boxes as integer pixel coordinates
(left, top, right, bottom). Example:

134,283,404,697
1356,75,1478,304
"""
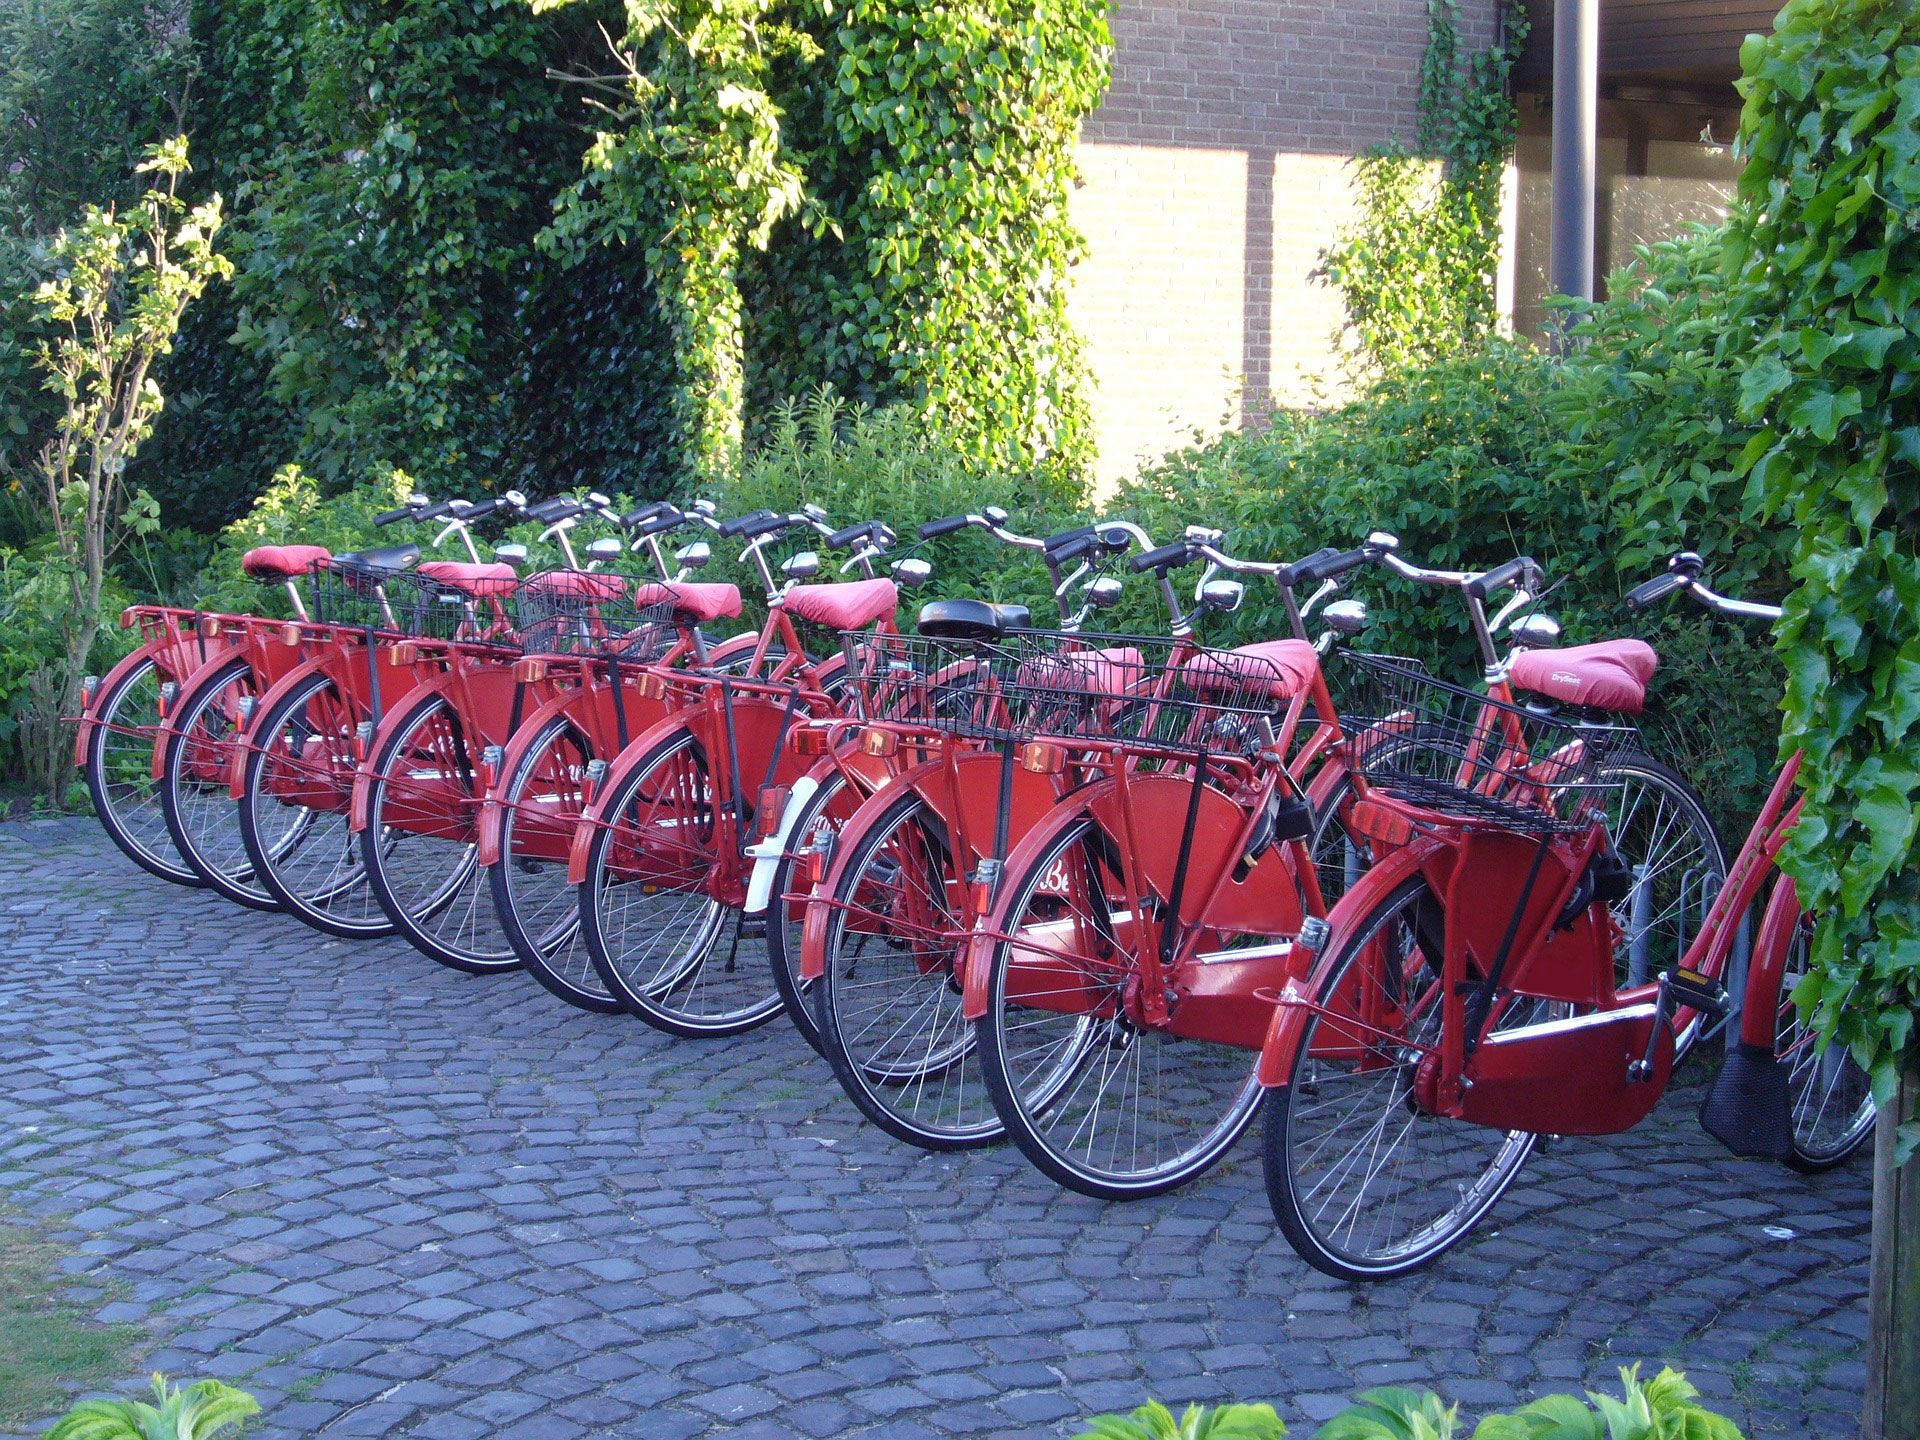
1069,0,1501,490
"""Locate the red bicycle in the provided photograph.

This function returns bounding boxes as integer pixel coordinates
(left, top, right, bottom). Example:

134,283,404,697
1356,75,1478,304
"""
1254,552,1872,1279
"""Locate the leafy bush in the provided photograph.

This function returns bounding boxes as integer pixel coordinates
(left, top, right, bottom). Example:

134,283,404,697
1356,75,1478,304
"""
1318,1366,1740,1439
193,464,414,617
1078,1367,1741,1440
45,1373,257,1440
1080,1399,1286,1439
1108,230,1782,830
1727,0,1920,1134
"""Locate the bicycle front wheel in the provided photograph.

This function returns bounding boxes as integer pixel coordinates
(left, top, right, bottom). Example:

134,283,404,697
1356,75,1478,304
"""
812,783,1001,1149
976,808,1262,1199
239,671,392,937
162,657,277,910
86,655,202,886
487,713,615,1011
1593,755,1726,1057
362,691,518,973
1772,914,1876,1171
578,726,782,1036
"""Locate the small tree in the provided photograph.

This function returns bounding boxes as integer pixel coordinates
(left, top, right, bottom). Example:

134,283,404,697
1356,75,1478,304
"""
23,135,229,804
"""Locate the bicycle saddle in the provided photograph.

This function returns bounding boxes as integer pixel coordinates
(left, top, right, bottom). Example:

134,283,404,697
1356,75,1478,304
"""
631,581,744,624
241,544,332,580
1508,639,1657,715
915,598,1030,641
787,577,898,630
331,543,421,574
418,560,519,598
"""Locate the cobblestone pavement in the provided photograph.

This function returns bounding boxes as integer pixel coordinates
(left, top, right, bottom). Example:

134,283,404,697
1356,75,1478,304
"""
0,818,1871,1440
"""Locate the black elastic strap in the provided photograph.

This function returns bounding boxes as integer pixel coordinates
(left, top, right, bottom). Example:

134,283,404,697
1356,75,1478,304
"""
607,654,628,751
762,683,803,798
721,679,749,846
507,678,526,741
1160,753,1210,966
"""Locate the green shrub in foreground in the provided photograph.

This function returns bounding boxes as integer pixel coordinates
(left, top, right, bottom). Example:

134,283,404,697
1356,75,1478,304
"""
45,1373,256,1440
1079,1365,1743,1440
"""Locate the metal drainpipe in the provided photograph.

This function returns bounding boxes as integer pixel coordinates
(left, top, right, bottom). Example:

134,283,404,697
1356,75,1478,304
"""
1548,0,1598,341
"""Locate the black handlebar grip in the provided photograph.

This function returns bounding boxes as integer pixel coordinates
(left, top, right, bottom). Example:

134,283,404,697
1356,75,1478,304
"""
717,508,782,539
1463,554,1536,603
461,496,506,522
523,497,574,523
635,508,688,539
826,522,872,550
416,498,457,522
1624,572,1686,611
1049,534,1096,565
621,500,671,528
1042,524,1097,554
1294,545,1373,585
918,514,972,540
1274,547,1340,588
373,506,412,527
1130,542,1194,574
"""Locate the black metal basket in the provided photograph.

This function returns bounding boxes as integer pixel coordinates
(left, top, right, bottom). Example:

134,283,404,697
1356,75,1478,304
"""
512,570,678,659
838,629,1302,753
1341,649,1634,834
307,560,519,645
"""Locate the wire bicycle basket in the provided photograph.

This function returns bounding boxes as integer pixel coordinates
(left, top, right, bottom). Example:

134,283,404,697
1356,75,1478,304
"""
1342,649,1635,834
838,629,1299,754
307,560,519,646
513,571,678,660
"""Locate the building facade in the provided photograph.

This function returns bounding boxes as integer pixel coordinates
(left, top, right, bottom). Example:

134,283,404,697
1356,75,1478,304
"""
1068,0,1757,488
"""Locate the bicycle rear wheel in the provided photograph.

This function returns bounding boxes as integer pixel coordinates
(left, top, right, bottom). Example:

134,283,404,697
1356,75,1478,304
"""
578,725,782,1036
239,671,392,937
362,691,519,973
161,657,277,910
1262,873,1537,1280
86,655,202,886
975,807,1261,1199
812,783,1001,1149
487,713,616,1011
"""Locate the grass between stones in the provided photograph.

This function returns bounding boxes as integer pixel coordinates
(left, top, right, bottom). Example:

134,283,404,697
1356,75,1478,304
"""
0,1209,145,1426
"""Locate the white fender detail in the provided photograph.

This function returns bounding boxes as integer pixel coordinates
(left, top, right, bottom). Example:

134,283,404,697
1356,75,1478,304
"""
743,774,821,914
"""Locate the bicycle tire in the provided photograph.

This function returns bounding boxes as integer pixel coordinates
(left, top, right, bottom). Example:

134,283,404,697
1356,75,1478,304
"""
160,656,278,910
812,782,1002,1150
86,654,203,886
578,724,783,1036
1262,872,1538,1280
239,671,394,939
361,690,520,973
976,804,1263,1199
486,712,618,1011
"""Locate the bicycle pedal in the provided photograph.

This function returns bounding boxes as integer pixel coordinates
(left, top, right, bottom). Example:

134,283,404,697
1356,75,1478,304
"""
1661,966,1731,1019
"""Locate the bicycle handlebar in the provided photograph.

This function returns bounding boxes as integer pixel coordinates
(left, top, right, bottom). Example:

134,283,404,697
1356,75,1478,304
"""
1291,545,1373,586
718,509,783,539
373,506,411,527
1629,553,1783,622
919,514,972,540
1130,541,1195,574
1463,554,1537,603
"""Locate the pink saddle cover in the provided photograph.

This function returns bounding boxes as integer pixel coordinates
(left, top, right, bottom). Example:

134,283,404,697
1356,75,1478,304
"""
525,571,628,603
242,544,332,580
1508,639,1657,714
785,578,898,630
418,561,520,598
631,581,744,624
1182,639,1320,700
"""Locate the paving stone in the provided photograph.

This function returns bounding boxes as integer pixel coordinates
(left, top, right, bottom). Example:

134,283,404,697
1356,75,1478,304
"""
0,820,1874,1440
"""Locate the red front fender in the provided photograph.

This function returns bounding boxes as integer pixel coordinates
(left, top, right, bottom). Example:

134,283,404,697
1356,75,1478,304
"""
565,709,709,886
1255,833,1449,1087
